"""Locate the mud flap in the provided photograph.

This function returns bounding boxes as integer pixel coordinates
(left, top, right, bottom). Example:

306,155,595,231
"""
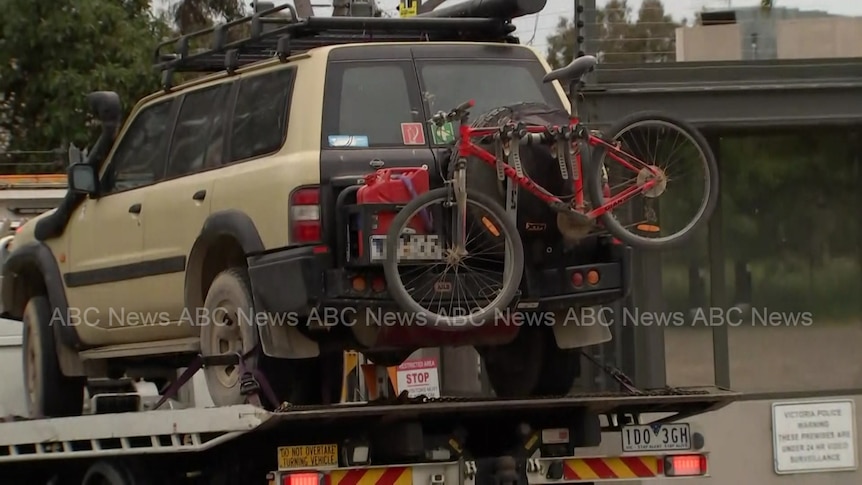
551,317,612,350
247,246,324,359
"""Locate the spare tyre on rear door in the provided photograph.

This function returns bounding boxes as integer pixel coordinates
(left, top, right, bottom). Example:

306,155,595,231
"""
459,102,576,253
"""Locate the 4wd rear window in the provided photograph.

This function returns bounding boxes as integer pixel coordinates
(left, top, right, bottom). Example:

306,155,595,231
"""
322,61,418,148
417,59,564,138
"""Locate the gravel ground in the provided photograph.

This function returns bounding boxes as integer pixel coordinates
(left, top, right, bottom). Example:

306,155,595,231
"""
663,323,862,392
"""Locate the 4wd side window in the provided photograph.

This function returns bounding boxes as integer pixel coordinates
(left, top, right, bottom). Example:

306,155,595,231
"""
322,61,418,148
101,99,174,194
228,68,295,162
166,84,232,177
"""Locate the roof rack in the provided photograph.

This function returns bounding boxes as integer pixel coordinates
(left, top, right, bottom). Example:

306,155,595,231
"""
153,2,521,89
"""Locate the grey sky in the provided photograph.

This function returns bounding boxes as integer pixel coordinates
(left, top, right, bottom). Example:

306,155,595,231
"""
157,0,861,54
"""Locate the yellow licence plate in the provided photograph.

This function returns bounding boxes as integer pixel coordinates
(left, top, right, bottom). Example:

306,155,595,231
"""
278,444,339,469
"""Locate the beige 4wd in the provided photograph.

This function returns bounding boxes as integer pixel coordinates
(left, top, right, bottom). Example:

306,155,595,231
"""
2,5,624,417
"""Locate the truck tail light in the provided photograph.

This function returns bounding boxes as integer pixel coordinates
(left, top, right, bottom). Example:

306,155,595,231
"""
541,428,570,445
290,187,321,244
282,472,321,485
664,454,707,476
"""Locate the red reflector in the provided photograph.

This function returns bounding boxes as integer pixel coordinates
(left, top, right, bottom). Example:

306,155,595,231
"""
283,472,320,485
664,454,706,476
571,271,584,287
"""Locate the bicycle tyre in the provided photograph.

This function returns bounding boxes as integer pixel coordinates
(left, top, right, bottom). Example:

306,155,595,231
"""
586,111,719,250
383,187,525,328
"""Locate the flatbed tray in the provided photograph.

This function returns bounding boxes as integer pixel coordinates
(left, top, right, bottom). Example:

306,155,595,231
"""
264,386,738,426
0,387,739,463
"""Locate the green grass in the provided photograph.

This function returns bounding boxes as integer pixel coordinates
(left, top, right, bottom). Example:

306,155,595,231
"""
661,257,862,322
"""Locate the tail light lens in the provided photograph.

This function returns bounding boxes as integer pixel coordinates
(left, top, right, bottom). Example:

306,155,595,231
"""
290,187,321,244
664,454,707,476
282,472,321,485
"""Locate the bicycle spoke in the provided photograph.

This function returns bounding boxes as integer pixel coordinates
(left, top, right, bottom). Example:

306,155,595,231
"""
386,190,521,325
596,118,713,244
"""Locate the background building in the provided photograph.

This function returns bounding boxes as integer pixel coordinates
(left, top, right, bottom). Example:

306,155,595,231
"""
676,6,862,61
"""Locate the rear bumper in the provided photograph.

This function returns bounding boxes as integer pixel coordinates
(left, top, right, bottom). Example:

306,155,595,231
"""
247,245,330,315
247,242,630,316
518,243,632,310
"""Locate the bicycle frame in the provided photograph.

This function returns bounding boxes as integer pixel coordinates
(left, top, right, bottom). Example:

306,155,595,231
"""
453,115,661,220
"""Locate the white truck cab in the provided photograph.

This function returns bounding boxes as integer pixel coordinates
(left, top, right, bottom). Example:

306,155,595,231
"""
0,317,25,417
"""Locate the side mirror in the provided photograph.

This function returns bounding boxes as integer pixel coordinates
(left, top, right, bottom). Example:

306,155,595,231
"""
68,143,84,167
67,163,98,197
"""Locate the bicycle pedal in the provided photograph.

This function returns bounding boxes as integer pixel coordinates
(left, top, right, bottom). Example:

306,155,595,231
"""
557,211,594,245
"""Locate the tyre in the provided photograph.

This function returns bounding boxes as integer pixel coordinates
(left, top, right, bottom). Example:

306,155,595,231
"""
383,187,524,328
587,111,719,249
199,267,341,407
479,327,580,398
81,460,151,485
21,295,86,418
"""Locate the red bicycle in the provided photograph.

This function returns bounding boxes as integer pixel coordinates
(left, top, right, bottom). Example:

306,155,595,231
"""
383,55,719,327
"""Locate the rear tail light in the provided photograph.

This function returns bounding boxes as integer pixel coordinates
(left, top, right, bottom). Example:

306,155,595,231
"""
572,269,600,288
290,187,321,244
282,472,321,485
664,454,707,476
351,276,367,292
571,271,584,287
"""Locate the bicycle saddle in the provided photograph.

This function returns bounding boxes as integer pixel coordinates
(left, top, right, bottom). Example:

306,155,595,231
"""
542,55,598,84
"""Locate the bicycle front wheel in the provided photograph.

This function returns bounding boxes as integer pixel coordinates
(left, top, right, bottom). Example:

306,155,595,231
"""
383,187,524,329
587,111,719,249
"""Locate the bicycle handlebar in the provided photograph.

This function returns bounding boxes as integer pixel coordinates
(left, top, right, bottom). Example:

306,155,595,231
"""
453,99,475,113
429,100,476,127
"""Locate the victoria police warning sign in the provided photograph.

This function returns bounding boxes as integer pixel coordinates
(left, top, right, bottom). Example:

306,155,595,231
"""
772,399,857,474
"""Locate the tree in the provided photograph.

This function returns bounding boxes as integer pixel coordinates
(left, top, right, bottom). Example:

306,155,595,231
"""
171,0,245,33
545,0,680,68
545,17,577,70
0,0,171,163
761,0,773,9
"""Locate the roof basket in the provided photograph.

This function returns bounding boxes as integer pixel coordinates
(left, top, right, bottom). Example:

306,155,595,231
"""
153,0,546,89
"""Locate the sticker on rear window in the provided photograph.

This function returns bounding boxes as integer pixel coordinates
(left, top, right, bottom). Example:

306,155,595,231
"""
328,135,369,147
400,123,426,145
431,122,456,144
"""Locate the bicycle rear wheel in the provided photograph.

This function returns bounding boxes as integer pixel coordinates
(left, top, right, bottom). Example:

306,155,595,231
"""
587,111,719,249
383,187,524,328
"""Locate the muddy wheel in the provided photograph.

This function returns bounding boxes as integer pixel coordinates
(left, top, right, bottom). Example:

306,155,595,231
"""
478,328,581,398
199,267,341,407
22,295,85,418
